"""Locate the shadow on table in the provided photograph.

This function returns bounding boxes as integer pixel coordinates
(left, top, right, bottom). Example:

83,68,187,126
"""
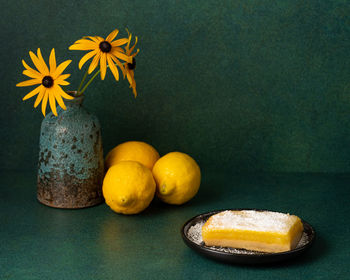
209,233,329,268
181,233,328,269
262,234,329,268
139,176,228,217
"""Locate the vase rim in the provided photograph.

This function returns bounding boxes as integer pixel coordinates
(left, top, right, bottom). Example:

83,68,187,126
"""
66,91,80,98
65,91,84,106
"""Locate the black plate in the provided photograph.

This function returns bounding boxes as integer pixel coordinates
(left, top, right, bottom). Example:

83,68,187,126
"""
181,209,315,264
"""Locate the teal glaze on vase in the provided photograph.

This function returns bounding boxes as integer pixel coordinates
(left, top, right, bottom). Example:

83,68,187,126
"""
37,94,104,208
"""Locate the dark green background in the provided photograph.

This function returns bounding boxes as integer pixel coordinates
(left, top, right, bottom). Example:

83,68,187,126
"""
1,0,349,172
1,2,350,279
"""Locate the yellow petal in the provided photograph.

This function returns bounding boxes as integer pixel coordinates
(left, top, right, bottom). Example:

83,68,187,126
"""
111,38,129,47
55,74,71,84
74,39,97,49
69,38,96,47
111,56,126,77
107,55,119,81
106,28,119,42
34,86,46,108
52,60,71,79
36,48,49,74
56,80,70,86
41,90,49,116
130,49,140,58
129,71,137,97
22,59,32,70
132,86,137,97
79,50,97,69
22,85,41,100
49,89,58,116
74,38,95,44
126,71,133,87
53,88,67,110
29,51,47,74
111,50,132,63
55,76,70,86
126,69,137,97
23,70,42,79
49,49,56,74
22,60,42,76
100,53,107,80
111,47,124,53
88,51,101,74
16,78,41,87
69,43,97,51
125,32,132,49
83,36,103,43
54,84,74,100
129,37,138,54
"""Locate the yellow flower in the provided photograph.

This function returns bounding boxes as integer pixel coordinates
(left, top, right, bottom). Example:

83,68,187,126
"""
69,28,132,82
16,48,73,117
124,31,139,97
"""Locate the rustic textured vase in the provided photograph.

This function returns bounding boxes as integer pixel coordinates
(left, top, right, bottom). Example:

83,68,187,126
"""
37,95,104,208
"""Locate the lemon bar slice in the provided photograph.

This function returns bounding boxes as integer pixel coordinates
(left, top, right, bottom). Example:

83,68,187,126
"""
202,210,304,253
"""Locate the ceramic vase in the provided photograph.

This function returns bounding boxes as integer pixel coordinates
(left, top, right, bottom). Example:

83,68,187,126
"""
37,94,104,208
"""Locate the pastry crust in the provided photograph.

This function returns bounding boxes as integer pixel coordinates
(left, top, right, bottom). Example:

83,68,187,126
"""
202,210,304,253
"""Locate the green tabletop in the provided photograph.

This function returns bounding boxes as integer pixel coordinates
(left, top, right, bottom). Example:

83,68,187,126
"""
1,170,349,279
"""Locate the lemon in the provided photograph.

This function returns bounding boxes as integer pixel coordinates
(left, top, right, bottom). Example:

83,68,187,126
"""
152,152,201,205
102,161,156,214
105,141,160,170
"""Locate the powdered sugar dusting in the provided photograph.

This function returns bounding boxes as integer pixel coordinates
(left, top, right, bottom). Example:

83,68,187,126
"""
205,210,299,233
298,232,308,247
187,221,205,244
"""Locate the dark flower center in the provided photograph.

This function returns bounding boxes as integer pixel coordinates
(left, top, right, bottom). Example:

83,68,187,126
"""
42,76,54,88
128,58,136,70
99,41,112,53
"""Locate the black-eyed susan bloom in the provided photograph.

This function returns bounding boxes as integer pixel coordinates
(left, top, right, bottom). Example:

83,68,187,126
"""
16,48,72,116
69,28,132,82
124,31,139,97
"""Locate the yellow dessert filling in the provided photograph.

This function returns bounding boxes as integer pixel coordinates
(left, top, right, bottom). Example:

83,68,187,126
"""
202,210,304,253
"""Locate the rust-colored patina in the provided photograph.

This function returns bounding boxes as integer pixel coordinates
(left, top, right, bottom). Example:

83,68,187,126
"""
37,95,104,209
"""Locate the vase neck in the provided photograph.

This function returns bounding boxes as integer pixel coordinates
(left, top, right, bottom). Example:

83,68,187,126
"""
66,91,84,107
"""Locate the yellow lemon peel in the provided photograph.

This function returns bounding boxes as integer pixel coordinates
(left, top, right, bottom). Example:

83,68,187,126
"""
105,141,160,171
152,152,201,205
103,161,156,214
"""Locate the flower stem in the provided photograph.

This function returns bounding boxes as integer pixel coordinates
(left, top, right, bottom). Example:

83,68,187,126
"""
79,69,101,95
77,69,89,94
76,61,123,96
